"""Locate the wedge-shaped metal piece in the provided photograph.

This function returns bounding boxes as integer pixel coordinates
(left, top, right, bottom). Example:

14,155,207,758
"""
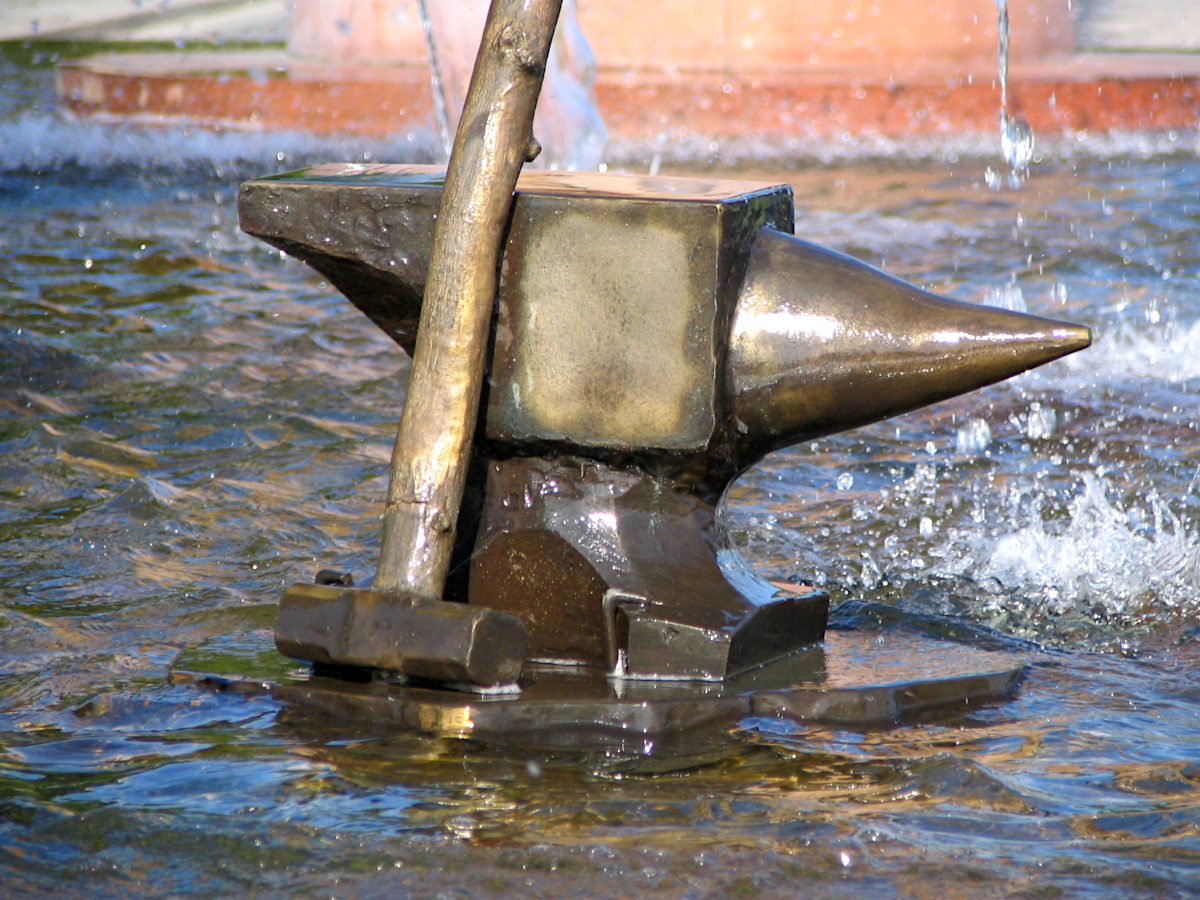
470,456,828,680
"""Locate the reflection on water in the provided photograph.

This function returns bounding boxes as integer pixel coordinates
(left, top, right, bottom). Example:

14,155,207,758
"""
3,49,1200,899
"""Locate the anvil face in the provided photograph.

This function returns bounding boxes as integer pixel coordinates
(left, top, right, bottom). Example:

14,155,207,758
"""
241,164,793,460
240,165,1090,686
487,173,790,452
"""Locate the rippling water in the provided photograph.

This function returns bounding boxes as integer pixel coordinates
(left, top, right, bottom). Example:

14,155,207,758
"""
3,47,1200,898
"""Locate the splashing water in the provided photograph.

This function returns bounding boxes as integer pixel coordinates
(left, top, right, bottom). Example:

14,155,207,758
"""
981,473,1199,610
984,282,1028,312
933,472,1200,648
416,0,455,156
728,158,1200,654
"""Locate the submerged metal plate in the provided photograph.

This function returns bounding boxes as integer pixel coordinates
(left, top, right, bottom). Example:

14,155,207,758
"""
174,628,1026,746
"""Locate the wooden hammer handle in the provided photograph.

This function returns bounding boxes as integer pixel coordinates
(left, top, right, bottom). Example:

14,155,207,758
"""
375,0,564,596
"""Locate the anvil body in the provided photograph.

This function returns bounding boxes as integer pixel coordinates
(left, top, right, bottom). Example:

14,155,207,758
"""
240,165,1089,683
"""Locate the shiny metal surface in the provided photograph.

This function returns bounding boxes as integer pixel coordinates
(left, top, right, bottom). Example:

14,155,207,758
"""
486,174,790,452
275,583,528,688
373,0,564,600
180,627,1027,739
238,165,1090,685
240,164,794,455
727,228,1094,462
237,166,445,355
470,456,828,679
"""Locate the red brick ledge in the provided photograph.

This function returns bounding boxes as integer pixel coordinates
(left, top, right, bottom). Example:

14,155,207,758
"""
56,49,1200,144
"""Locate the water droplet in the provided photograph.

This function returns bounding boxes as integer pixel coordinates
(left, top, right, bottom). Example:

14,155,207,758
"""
1025,402,1057,440
836,472,854,491
956,418,992,455
985,284,1027,312
1001,113,1035,185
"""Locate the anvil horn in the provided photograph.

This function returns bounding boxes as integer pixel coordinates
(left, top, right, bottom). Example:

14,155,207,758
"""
728,228,1092,462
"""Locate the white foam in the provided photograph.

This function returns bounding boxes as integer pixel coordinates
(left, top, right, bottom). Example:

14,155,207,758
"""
1011,317,1200,395
939,472,1200,619
1095,320,1200,384
0,110,440,174
6,106,1197,177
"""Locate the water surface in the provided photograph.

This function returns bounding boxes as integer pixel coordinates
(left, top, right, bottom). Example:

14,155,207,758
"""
2,48,1200,899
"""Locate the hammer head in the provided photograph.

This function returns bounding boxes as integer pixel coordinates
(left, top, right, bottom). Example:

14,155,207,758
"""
276,584,528,689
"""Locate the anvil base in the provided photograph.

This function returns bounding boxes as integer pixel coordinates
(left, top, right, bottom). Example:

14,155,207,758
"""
174,627,1027,749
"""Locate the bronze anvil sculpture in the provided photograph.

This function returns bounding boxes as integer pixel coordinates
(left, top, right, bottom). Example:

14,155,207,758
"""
239,165,1090,688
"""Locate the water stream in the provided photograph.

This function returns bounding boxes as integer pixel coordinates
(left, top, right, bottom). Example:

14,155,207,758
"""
417,0,607,171
992,0,1036,188
2,48,1200,898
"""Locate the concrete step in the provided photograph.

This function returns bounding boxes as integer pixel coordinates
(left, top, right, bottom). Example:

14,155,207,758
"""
7,0,287,43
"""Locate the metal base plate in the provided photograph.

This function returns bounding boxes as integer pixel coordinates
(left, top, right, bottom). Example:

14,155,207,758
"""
172,626,1026,748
